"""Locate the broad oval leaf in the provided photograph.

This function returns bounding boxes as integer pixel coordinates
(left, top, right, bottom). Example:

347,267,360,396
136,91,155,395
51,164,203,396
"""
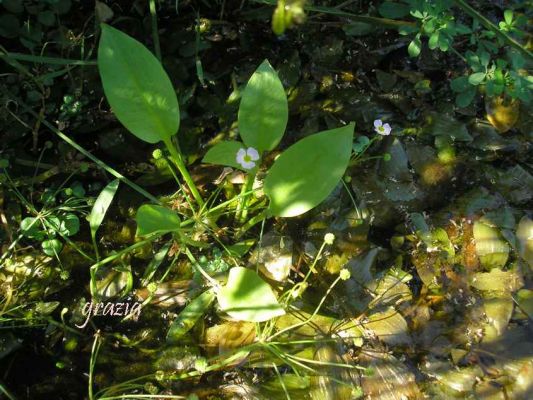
98,24,180,143
167,289,215,343
217,267,285,322
136,204,180,236
238,59,288,152
203,140,247,170
474,221,509,269
89,179,119,242
264,123,354,217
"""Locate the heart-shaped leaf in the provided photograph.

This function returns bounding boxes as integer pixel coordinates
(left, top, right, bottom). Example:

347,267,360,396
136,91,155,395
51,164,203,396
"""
203,141,246,170
136,204,180,236
238,60,288,152
98,24,180,143
217,267,285,322
264,123,354,217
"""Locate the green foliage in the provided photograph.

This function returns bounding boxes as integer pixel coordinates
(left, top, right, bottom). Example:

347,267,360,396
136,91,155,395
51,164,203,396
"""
97,23,180,144
271,0,307,36
167,290,216,343
264,123,354,217
217,267,285,322
238,59,288,153
203,141,247,170
204,60,354,218
89,179,119,243
89,179,119,256
384,1,531,107
135,204,181,236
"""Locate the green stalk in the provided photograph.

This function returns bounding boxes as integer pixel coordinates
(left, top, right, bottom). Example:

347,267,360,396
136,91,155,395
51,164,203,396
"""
88,334,101,400
235,171,256,223
0,50,97,65
148,0,162,62
452,0,533,62
162,137,205,209
2,90,162,204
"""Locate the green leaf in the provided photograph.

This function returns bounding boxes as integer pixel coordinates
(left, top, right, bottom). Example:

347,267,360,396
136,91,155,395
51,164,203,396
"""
89,179,119,243
456,87,476,108
37,11,55,27
217,267,285,322
450,76,469,92
167,290,215,343
264,123,354,217
504,10,513,25
430,113,472,141
136,204,180,236
468,72,486,85
238,60,288,152
42,239,62,256
428,32,439,50
408,35,421,57
516,217,533,268
203,141,247,170
58,214,80,237
438,34,450,51
97,23,180,144
20,217,43,239
378,2,410,19
474,221,509,270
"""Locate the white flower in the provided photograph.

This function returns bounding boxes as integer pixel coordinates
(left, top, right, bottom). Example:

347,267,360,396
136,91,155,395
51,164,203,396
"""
236,147,260,170
324,233,335,245
374,119,392,136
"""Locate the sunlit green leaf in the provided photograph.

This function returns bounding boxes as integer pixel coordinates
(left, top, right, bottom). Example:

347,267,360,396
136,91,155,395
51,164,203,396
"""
89,179,120,243
468,72,486,86
217,267,285,322
238,60,288,152
264,123,354,217
42,239,62,256
136,204,180,236
474,221,509,269
98,24,180,144
516,217,533,267
58,213,80,237
408,35,421,57
203,141,247,170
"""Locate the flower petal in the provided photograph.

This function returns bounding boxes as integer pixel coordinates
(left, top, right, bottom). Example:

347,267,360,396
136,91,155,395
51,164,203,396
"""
236,148,246,165
242,160,256,170
382,123,392,135
373,119,383,129
247,147,260,161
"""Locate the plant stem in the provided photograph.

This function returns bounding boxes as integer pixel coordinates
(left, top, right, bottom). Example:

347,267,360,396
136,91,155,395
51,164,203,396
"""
88,333,101,400
162,137,205,210
236,208,268,238
452,0,533,62
235,171,256,223
148,0,162,62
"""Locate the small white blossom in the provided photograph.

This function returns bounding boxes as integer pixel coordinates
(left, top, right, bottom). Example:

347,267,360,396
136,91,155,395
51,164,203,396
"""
339,268,351,281
324,233,335,245
374,119,392,136
236,147,260,170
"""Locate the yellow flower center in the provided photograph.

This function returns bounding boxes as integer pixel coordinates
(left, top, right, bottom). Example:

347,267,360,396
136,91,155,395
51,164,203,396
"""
244,155,252,162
